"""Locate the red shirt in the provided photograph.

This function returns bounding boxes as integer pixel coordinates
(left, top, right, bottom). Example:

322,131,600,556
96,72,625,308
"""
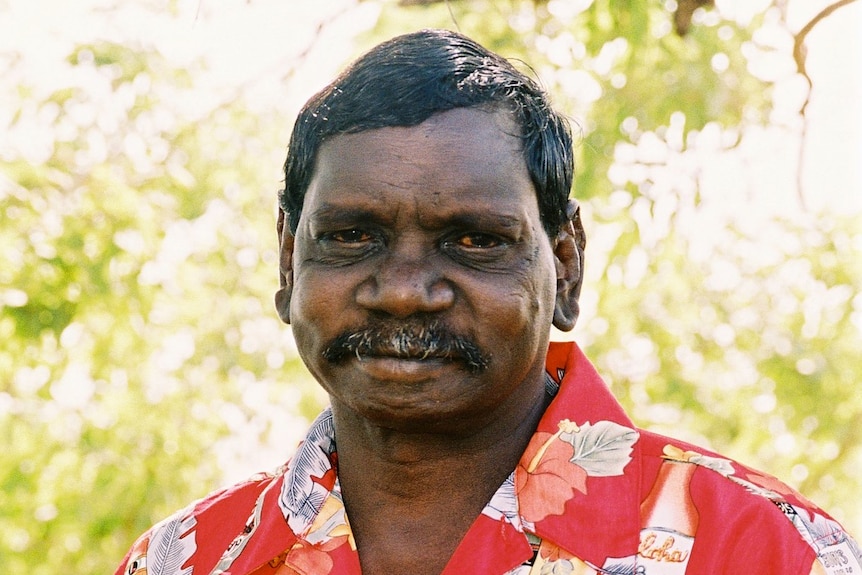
117,342,861,575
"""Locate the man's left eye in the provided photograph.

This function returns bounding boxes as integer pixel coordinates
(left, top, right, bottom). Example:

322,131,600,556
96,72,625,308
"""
453,233,503,249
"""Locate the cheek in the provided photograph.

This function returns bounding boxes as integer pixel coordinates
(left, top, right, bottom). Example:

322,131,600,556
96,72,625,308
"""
289,270,345,346
515,247,558,316
288,279,341,384
482,264,556,337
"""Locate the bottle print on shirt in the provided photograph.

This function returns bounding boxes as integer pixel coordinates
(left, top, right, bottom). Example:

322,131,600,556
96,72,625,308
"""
638,458,700,574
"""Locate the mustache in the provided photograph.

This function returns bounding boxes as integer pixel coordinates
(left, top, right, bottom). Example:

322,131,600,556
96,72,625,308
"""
321,320,490,374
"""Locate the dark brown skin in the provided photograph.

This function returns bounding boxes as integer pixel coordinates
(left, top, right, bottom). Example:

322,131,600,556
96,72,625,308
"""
275,107,584,575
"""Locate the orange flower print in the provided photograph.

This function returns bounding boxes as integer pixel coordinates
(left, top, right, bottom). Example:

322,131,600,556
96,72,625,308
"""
539,540,578,563
516,419,638,524
533,540,599,574
277,540,336,575
517,432,588,522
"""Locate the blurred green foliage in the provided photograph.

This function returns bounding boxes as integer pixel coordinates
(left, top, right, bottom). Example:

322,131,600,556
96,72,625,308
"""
1,1,859,573
1,33,326,574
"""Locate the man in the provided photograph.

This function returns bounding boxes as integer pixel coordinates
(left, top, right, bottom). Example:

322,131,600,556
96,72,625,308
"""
117,29,859,575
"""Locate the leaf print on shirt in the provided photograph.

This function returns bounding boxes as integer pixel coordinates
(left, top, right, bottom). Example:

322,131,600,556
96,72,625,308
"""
661,444,736,476
279,409,338,535
516,420,638,523
564,421,639,476
484,473,524,529
142,511,197,575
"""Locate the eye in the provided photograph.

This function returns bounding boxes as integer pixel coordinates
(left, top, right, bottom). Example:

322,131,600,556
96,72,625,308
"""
453,233,503,249
326,229,373,244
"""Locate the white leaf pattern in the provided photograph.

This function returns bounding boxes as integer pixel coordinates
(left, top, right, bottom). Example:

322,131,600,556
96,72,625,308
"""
598,556,639,574
148,512,197,575
562,421,638,477
278,408,338,534
483,472,522,529
688,453,735,476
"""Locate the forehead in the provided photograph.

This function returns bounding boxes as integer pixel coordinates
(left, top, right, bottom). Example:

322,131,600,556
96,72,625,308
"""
303,107,538,223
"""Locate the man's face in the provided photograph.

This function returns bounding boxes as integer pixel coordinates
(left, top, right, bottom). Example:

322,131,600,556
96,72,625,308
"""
281,107,566,433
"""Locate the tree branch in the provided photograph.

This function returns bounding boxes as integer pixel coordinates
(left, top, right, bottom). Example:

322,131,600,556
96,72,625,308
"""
791,0,858,208
793,0,858,116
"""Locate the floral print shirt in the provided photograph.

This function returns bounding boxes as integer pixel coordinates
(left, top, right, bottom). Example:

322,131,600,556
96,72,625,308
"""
117,342,861,575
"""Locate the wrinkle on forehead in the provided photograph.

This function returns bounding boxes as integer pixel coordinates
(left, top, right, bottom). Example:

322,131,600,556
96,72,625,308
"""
302,107,537,232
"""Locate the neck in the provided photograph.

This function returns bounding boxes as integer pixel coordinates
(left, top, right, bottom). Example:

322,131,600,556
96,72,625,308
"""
332,375,551,493
329,381,551,575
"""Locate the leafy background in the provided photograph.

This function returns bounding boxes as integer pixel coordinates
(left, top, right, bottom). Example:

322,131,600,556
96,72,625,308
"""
1,0,860,573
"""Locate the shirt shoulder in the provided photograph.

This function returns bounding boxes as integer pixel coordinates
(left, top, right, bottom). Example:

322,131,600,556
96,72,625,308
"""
636,429,862,574
114,470,280,575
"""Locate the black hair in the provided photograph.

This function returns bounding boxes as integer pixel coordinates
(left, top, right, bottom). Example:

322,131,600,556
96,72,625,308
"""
281,28,574,238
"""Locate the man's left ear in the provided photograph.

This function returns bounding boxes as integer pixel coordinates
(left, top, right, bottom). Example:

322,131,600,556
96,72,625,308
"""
552,199,586,332
274,208,295,325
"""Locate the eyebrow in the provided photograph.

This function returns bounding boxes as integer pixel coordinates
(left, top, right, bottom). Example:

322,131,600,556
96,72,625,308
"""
424,211,523,231
306,204,394,226
306,201,527,232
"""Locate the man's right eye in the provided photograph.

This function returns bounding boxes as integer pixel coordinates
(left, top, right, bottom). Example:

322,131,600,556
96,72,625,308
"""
325,229,373,244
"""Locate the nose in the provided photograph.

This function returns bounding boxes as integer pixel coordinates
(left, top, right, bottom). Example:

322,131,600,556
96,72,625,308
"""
355,247,455,318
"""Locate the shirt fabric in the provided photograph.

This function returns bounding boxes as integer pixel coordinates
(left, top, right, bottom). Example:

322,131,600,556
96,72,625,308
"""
116,342,862,575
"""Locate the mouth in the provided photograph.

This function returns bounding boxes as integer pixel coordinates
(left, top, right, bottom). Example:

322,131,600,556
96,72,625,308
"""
350,354,457,383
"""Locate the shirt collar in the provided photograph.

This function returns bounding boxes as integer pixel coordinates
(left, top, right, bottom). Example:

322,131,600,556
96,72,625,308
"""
517,341,642,567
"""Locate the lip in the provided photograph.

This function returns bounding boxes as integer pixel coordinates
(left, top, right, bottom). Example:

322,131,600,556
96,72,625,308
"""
351,355,457,383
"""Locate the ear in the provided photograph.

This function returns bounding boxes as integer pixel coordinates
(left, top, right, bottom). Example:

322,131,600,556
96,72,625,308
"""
274,208,295,324
552,199,586,332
